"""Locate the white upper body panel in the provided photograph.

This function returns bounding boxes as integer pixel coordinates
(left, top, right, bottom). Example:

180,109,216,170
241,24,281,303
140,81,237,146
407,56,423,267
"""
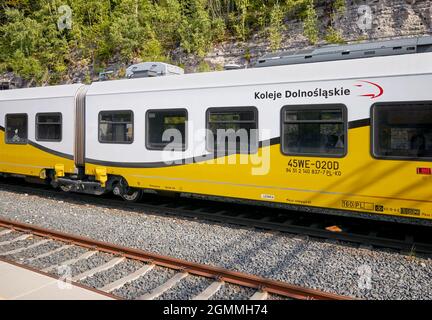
85,53,432,164
87,52,432,96
0,84,84,101
0,84,85,157
2,53,432,165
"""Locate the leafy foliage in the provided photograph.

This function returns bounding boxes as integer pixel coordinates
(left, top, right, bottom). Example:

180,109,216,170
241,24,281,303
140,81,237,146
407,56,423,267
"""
333,0,346,14
268,4,285,51
303,0,318,44
325,26,345,44
0,0,342,84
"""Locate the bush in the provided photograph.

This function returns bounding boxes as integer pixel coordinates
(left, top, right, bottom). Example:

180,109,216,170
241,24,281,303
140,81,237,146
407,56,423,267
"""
325,27,345,44
303,0,318,44
268,4,285,51
197,61,212,72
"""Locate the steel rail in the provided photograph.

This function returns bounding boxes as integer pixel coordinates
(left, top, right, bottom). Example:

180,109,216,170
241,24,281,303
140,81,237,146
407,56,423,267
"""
0,217,353,300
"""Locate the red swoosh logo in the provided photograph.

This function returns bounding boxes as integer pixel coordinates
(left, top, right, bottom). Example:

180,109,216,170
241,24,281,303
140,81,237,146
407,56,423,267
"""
356,80,384,99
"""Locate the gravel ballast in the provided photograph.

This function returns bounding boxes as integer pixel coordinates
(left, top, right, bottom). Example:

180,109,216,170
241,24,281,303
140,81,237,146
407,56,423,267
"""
209,283,257,300
0,236,41,254
26,246,87,270
0,231,25,242
157,275,214,300
113,266,176,299
8,241,64,262
0,187,432,300
80,259,144,289
52,252,113,277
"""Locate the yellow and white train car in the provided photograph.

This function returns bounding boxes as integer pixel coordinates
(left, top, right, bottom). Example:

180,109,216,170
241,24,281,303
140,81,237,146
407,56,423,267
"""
1,38,432,221
0,84,84,180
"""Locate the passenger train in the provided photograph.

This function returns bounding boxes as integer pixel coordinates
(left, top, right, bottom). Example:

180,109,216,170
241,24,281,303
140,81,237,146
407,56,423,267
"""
1,36,432,221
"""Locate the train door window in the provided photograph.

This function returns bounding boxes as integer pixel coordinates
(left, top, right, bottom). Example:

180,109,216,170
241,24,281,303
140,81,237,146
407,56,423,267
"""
146,109,187,151
99,111,133,144
206,107,258,154
372,102,432,160
5,114,28,144
281,105,347,157
36,113,62,142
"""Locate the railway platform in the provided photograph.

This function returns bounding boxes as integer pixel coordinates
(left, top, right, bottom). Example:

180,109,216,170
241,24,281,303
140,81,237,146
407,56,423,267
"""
0,258,115,300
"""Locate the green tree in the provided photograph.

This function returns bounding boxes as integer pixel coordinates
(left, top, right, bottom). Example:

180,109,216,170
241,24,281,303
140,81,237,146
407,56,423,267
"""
178,0,214,57
268,4,285,51
107,0,146,61
303,0,318,44
0,5,69,84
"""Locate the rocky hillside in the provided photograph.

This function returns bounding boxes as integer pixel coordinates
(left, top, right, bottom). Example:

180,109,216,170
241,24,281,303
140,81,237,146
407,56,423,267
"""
199,0,432,69
1,0,431,89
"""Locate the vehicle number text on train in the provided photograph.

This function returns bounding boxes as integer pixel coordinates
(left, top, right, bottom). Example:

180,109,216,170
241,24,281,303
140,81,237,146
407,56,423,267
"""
286,159,342,176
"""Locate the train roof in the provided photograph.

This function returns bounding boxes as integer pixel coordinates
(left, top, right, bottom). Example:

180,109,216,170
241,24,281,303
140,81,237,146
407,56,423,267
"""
255,36,432,67
2,48,432,100
0,83,84,102
86,52,432,96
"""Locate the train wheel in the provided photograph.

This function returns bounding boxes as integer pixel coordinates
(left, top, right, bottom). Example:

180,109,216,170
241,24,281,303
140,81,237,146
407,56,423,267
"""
112,178,143,202
113,182,143,203
120,188,143,202
60,184,73,192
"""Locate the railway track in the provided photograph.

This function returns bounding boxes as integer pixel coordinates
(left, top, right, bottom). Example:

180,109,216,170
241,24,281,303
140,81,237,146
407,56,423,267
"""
0,179,431,257
0,217,351,300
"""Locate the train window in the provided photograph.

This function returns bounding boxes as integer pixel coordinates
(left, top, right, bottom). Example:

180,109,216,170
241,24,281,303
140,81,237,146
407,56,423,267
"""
36,113,62,142
99,111,133,144
281,105,347,157
372,102,432,160
5,114,28,144
206,107,258,154
146,109,187,151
